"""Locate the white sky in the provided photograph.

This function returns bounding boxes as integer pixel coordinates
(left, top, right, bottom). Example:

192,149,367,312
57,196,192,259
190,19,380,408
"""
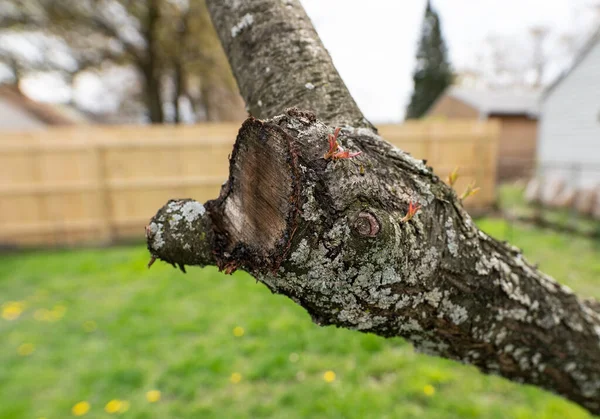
301,0,597,123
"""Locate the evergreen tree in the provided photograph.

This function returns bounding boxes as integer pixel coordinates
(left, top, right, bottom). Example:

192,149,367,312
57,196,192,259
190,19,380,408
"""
405,0,453,119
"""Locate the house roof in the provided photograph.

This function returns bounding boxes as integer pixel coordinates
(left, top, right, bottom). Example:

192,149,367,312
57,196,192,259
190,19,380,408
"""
0,84,89,125
447,86,541,118
543,27,600,101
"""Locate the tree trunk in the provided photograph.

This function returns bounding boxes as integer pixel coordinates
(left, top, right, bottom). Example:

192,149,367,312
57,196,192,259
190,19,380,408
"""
173,12,190,125
199,84,214,122
141,65,164,123
173,60,184,124
146,0,600,414
142,0,164,124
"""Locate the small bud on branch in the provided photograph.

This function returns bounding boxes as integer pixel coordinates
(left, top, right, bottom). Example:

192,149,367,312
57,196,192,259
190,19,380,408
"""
460,182,480,201
400,200,422,223
447,167,459,187
324,127,362,160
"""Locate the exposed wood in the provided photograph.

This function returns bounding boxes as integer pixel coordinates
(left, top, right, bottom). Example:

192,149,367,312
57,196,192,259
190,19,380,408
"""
206,117,303,272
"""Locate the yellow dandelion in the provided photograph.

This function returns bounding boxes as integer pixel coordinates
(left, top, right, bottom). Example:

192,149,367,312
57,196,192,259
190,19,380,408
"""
288,352,300,363
230,372,242,384
104,399,122,414
118,400,130,413
82,320,97,332
146,390,161,403
323,370,336,383
233,326,245,337
17,343,35,356
72,401,90,416
423,384,435,396
2,301,24,320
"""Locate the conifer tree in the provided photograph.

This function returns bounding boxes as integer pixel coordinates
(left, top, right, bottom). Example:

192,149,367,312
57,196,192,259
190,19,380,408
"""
405,0,453,119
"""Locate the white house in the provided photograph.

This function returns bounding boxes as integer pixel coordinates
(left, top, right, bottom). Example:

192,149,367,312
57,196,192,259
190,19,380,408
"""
538,28,600,192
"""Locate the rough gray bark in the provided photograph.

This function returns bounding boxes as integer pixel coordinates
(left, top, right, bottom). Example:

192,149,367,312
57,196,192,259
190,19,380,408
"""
142,0,164,124
146,0,600,414
204,0,372,129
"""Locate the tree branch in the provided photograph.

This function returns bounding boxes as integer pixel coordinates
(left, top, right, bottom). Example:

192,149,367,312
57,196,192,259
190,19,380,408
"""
204,0,372,129
147,0,600,414
87,15,145,63
146,199,216,270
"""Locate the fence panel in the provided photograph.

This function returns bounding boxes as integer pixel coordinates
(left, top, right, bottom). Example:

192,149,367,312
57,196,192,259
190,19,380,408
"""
0,120,499,247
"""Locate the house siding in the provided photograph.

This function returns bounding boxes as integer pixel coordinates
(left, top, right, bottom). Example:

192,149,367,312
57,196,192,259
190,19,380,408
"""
539,39,600,189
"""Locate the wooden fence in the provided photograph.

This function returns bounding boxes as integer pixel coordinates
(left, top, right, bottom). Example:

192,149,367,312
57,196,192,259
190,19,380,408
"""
0,120,499,247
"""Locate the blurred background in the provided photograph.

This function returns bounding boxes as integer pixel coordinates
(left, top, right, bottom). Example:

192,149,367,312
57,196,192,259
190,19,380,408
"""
0,0,599,418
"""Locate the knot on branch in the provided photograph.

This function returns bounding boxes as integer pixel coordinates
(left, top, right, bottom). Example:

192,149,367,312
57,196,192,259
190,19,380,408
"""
353,212,380,237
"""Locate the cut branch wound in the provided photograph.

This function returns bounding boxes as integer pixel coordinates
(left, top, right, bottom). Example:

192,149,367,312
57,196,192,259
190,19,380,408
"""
147,110,600,414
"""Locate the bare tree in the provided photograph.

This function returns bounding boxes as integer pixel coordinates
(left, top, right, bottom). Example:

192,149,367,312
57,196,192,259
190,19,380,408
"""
529,26,549,88
0,0,244,123
145,0,600,414
461,4,600,90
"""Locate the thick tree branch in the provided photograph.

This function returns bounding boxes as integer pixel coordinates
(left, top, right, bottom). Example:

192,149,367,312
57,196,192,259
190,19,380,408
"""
148,111,600,413
204,0,372,129
146,199,216,270
147,0,600,414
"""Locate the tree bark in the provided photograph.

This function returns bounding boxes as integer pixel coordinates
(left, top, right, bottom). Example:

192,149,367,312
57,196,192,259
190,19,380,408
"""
141,0,164,124
172,57,185,124
140,64,164,124
146,0,600,414
204,0,372,129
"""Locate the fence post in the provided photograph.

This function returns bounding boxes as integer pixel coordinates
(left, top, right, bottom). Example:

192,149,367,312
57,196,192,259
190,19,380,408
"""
30,138,50,244
486,120,501,205
426,122,435,170
476,126,485,204
91,143,114,244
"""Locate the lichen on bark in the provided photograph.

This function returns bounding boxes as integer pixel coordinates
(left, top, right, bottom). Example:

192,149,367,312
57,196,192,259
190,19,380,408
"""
144,0,600,413
147,110,600,413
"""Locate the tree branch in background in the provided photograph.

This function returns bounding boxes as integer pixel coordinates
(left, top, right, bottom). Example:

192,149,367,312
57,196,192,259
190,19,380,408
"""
147,0,600,414
0,0,243,123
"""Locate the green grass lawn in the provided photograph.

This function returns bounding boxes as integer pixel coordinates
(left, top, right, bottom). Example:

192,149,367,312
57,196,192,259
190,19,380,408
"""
1,219,599,419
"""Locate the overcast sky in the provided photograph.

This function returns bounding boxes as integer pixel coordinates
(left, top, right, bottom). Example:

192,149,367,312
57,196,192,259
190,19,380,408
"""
301,0,597,122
